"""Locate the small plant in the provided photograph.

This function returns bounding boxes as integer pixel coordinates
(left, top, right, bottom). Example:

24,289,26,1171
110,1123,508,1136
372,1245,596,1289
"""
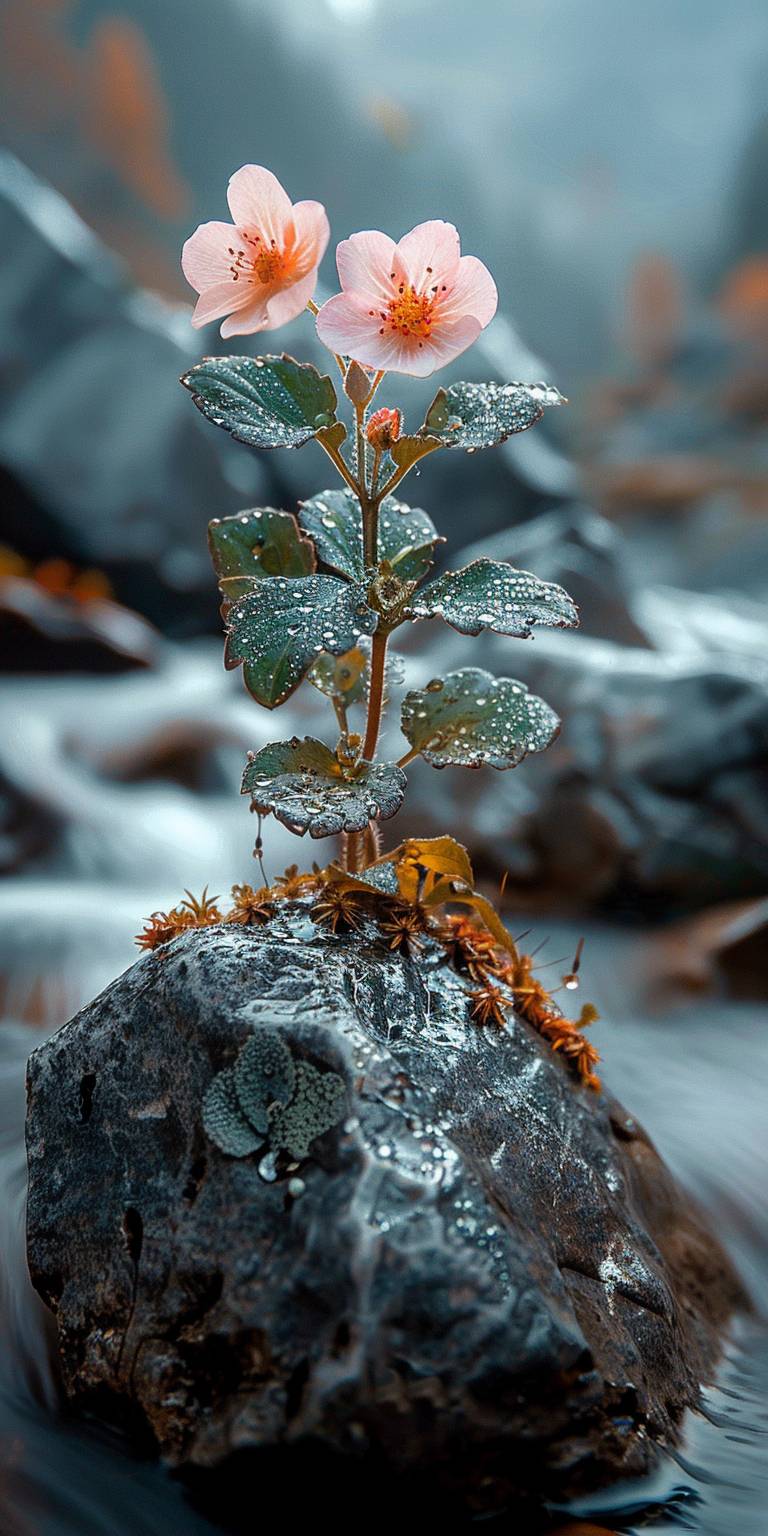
141,167,600,1094
179,164,577,866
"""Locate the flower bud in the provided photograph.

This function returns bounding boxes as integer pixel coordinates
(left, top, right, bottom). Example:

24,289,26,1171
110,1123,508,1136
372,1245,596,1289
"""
366,407,401,452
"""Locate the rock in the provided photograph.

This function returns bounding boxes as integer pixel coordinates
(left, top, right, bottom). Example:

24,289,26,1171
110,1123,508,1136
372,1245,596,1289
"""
25,911,744,1519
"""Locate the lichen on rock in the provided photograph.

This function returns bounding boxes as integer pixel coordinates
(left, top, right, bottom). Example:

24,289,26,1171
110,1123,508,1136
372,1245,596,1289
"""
201,1025,345,1166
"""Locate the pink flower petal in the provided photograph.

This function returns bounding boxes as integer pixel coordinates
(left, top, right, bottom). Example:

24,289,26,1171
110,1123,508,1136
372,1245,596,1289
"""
191,280,252,329
265,271,320,328
315,292,484,375
395,220,461,293
219,296,270,338
226,165,293,243
336,230,398,305
414,314,483,375
439,254,497,328
181,221,239,295
315,292,379,363
290,200,330,277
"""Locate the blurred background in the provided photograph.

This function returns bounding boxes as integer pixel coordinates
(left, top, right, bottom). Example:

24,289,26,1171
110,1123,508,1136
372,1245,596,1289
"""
1,2,768,1532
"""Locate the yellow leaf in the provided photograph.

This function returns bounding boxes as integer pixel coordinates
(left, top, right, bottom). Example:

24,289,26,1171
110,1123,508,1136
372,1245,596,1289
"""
401,836,474,887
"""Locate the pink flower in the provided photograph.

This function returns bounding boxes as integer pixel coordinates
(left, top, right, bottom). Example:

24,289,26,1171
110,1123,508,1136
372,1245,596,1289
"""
315,221,497,377
181,166,329,338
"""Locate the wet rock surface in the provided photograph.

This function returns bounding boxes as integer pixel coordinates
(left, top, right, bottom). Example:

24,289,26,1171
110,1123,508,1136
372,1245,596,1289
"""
25,912,744,1518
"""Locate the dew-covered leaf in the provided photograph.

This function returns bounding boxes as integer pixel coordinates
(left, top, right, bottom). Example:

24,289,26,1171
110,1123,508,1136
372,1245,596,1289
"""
307,645,368,705
335,861,402,897
298,489,363,581
208,508,315,598
202,1067,262,1157
299,488,440,582
422,380,565,451
401,666,560,769
410,558,578,638
378,498,442,581
241,735,406,837
224,575,378,709
181,354,338,450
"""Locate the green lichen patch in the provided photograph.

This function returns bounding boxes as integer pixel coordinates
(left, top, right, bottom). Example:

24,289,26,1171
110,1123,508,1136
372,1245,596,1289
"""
203,1029,347,1165
267,1060,347,1160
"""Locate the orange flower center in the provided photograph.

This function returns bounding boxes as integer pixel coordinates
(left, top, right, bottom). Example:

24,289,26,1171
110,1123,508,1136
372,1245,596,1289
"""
387,283,434,337
227,232,291,289
368,269,450,349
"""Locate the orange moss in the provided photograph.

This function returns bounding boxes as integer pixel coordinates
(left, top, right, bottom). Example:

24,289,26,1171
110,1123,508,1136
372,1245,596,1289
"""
134,869,601,1090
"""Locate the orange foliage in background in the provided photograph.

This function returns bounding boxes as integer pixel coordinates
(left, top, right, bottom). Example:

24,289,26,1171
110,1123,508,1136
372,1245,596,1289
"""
1,0,189,293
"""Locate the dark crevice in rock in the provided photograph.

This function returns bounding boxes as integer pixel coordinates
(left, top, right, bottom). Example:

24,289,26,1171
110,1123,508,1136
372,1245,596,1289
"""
285,1357,310,1422
78,1070,96,1123
121,1207,143,1268
559,1259,667,1318
182,1154,207,1203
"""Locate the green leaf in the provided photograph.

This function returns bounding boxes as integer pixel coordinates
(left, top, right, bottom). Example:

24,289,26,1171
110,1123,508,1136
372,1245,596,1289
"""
379,497,443,581
409,558,578,638
297,489,362,581
208,508,315,598
241,736,406,837
181,353,338,450
225,575,377,708
299,488,441,582
423,380,565,451
401,666,560,769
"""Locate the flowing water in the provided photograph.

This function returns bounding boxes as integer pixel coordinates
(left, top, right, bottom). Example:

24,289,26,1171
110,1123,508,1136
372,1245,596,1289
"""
0,672,766,1535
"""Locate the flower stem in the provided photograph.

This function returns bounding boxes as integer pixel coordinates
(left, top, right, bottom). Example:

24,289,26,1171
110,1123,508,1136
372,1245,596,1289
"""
318,434,360,497
362,490,379,568
369,446,382,500
362,627,388,761
364,370,385,406
354,401,367,490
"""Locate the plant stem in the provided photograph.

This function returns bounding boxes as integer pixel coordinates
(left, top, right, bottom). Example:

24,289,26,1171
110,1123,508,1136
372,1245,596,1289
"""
354,401,367,489
362,627,388,761
395,745,420,768
377,439,441,502
364,821,382,865
369,447,382,500
365,370,385,406
362,490,379,568
318,434,361,497
342,830,365,872
332,696,349,738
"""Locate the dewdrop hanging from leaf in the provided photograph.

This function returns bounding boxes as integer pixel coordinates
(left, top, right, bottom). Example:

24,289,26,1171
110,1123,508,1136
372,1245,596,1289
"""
179,163,575,876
